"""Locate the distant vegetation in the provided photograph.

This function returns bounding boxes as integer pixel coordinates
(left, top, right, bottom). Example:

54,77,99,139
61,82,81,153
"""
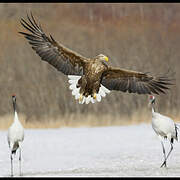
1,3,180,128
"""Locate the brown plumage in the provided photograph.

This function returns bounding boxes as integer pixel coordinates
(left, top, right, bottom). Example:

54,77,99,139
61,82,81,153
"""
19,13,175,104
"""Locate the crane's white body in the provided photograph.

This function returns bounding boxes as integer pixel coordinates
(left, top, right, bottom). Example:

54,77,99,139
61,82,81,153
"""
149,95,178,167
8,111,24,151
7,95,24,176
152,110,177,142
68,75,110,104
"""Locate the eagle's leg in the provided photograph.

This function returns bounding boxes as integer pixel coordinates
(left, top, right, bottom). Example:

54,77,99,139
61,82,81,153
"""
78,76,87,103
79,93,83,103
92,82,100,99
93,93,96,99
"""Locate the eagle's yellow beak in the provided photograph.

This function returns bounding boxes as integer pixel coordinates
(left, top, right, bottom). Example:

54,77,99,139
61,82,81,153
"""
105,56,109,62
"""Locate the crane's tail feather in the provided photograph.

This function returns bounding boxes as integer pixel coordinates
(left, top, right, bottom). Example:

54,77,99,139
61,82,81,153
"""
175,123,179,141
68,75,110,104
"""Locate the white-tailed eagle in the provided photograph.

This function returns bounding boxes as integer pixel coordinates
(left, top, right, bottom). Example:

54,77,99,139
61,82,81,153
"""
19,13,175,104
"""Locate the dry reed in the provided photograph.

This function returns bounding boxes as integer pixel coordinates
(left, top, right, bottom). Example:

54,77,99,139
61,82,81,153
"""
1,109,179,130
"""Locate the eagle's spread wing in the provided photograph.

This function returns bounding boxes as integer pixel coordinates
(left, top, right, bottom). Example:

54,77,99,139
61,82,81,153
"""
101,66,174,95
19,13,88,75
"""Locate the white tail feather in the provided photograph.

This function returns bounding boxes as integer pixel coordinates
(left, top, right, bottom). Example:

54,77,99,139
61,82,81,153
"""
85,96,91,104
68,75,81,81
91,98,96,104
68,75,110,104
72,87,80,96
101,85,110,94
69,83,77,90
75,93,80,100
96,94,101,102
99,88,106,97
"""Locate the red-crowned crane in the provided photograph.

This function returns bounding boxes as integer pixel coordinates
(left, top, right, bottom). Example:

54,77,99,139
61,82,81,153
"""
7,95,24,176
149,95,178,167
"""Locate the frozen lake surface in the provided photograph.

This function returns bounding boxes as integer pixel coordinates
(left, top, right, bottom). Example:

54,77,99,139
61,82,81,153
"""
1,123,180,177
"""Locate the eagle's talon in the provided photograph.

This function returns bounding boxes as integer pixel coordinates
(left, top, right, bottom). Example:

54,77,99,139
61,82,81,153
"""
79,94,83,103
93,93,96,100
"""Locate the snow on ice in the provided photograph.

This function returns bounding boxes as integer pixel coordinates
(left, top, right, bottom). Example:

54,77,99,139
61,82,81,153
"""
0,123,180,177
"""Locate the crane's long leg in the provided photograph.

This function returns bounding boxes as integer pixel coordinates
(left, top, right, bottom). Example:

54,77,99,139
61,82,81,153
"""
160,141,167,168
161,142,173,168
10,152,13,177
19,147,22,176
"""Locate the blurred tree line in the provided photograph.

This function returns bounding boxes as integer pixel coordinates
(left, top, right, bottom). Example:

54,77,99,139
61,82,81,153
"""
1,3,180,124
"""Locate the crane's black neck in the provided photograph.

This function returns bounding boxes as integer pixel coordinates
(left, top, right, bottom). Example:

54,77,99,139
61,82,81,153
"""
151,99,156,112
12,98,16,112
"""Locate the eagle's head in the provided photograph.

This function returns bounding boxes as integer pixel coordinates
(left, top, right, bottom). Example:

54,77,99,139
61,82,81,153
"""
96,54,109,62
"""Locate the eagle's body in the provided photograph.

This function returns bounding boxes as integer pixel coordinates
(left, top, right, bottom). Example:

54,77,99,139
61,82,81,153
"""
78,58,108,97
19,13,175,104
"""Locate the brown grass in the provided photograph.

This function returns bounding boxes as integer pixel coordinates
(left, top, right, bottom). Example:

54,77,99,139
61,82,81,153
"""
1,109,180,130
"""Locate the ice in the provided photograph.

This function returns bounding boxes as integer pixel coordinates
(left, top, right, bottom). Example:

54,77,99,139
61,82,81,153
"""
0,123,180,177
